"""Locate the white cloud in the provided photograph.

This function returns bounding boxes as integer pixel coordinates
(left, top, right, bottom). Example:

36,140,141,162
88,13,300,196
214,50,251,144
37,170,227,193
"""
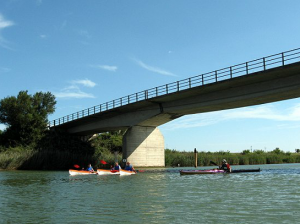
54,79,96,99
133,58,177,77
163,104,300,130
55,91,95,99
90,64,118,72
0,67,10,73
78,30,91,39
36,0,43,6
72,79,96,88
39,34,47,39
0,14,14,49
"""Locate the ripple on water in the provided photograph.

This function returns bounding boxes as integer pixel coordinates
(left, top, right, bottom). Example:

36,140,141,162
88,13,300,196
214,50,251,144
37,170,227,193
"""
1,164,300,223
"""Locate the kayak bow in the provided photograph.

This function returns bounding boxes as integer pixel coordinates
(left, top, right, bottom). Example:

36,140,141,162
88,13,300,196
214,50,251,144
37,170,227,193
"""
69,169,97,176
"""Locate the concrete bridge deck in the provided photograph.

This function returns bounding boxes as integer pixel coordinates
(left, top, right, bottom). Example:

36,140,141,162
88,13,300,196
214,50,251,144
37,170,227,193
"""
49,48,300,167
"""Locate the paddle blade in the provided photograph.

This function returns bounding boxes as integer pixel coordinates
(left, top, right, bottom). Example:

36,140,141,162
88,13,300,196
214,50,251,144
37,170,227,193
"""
100,160,107,165
74,164,80,168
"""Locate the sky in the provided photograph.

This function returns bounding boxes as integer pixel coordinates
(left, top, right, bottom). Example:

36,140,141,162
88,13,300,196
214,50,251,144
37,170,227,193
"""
1,0,300,153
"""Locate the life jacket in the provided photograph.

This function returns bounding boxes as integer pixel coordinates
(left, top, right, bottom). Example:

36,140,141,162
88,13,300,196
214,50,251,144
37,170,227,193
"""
114,165,120,171
125,165,133,171
220,163,230,171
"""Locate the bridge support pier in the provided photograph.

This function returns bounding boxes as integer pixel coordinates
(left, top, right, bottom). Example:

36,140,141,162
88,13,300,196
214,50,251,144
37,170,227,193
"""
122,126,165,167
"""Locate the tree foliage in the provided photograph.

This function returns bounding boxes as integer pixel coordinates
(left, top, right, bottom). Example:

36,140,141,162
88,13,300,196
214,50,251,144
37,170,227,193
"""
0,90,56,147
90,131,123,155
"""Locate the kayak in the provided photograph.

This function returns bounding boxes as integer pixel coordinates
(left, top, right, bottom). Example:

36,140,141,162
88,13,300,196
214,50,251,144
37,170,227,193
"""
180,169,225,175
97,169,120,175
180,168,261,175
69,169,97,176
119,169,136,176
231,168,261,173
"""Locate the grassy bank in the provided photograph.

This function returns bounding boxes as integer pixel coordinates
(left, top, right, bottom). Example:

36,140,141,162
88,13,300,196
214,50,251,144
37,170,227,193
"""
165,149,300,167
0,147,123,170
1,146,300,170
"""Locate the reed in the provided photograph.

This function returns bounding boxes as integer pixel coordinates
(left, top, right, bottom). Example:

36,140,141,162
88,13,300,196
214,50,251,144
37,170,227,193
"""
165,148,300,167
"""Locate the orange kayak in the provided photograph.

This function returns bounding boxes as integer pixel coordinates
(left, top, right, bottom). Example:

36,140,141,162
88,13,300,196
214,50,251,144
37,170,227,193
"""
120,169,136,176
97,169,120,175
69,169,97,176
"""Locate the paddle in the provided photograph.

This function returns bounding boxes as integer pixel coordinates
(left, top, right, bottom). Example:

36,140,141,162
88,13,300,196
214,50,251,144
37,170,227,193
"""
210,161,219,167
100,160,107,165
74,164,80,169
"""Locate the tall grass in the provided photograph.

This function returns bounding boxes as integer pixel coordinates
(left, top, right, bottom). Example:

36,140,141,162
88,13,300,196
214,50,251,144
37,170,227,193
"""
165,149,300,167
0,146,123,170
1,147,300,170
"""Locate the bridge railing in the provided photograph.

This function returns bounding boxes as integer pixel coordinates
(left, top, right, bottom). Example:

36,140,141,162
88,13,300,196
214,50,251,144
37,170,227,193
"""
49,47,300,127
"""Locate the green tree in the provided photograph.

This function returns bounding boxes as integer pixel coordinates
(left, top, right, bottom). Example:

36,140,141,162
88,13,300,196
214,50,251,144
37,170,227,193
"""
271,147,283,155
91,131,123,155
242,149,251,155
0,90,56,147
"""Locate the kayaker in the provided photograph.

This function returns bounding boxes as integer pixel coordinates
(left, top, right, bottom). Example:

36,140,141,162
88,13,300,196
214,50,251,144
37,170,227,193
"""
112,162,121,171
124,162,136,172
219,159,231,172
86,164,94,172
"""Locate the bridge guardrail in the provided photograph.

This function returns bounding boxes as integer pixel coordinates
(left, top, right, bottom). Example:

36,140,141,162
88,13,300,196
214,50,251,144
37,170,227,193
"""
49,47,300,127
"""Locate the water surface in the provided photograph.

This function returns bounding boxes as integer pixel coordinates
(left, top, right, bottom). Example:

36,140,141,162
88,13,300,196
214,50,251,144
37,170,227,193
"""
1,164,300,223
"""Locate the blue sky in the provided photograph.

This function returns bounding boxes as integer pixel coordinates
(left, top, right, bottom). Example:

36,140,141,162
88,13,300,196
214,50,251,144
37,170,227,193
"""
1,0,300,153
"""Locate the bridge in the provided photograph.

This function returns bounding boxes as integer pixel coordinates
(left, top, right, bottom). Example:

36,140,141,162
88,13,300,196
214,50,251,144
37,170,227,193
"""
49,48,300,167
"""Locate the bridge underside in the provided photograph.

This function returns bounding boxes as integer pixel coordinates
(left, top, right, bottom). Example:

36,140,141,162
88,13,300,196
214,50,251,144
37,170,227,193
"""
52,62,300,167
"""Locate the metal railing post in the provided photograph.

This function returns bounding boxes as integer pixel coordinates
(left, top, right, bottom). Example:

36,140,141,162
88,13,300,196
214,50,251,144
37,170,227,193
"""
177,81,179,91
263,57,266,70
189,78,191,88
166,84,168,94
246,62,248,74
282,52,285,66
215,71,217,82
230,67,232,78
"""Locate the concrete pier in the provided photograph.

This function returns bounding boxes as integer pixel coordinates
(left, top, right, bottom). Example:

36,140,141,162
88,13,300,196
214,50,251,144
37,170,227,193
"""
122,126,165,167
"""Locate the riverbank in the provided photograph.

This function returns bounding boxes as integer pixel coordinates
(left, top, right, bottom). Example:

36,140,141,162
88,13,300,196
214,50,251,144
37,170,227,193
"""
1,147,300,170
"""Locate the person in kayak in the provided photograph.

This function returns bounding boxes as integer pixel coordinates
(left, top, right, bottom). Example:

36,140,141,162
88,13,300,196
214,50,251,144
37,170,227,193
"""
219,159,231,172
112,162,121,171
86,164,94,172
124,162,136,172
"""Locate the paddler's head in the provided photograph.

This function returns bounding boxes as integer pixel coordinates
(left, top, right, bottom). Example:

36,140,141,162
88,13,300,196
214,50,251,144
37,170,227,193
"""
222,159,227,164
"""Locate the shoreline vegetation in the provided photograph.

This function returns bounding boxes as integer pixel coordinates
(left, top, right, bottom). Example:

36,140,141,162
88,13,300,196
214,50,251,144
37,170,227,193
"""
1,145,300,170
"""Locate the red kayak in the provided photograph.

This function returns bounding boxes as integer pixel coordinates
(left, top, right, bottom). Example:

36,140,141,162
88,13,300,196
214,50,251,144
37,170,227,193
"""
180,169,226,175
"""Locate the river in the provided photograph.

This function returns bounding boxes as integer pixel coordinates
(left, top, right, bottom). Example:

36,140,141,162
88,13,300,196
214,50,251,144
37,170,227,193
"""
1,163,300,223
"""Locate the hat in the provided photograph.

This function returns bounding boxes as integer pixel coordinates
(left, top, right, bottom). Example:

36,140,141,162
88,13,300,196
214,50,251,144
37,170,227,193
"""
222,159,227,163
